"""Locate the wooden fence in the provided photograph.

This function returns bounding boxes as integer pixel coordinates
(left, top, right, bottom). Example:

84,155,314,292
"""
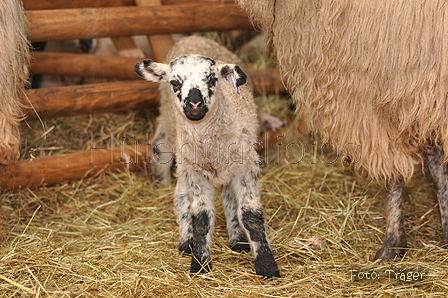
1,0,285,190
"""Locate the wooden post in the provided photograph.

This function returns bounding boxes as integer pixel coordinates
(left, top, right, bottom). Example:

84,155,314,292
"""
111,37,146,59
25,4,253,42
23,0,136,10
0,145,151,190
110,0,175,62
135,0,175,62
23,0,234,10
24,80,160,120
30,52,141,80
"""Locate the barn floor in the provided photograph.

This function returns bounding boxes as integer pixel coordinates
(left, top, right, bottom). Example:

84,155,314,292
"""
1,34,448,297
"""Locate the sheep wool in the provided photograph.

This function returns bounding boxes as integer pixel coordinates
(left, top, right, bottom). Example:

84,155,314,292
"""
0,0,29,168
236,0,448,261
238,0,448,185
0,0,29,238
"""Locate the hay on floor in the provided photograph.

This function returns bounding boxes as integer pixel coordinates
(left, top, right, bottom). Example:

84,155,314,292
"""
1,34,447,297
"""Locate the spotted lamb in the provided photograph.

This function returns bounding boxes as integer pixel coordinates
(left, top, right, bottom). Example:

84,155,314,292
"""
134,37,280,279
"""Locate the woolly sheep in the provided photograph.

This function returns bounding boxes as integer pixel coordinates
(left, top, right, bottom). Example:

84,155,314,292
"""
0,0,29,238
134,36,280,278
236,0,448,261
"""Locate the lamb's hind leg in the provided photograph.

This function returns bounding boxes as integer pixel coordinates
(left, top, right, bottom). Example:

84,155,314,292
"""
151,120,174,184
221,184,250,253
374,180,407,261
231,169,280,279
427,147,448,247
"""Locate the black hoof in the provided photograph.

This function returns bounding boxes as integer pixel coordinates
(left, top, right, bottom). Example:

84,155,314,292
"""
374,245,406,262
254,254,281,279
441,239,448,249
190,258,212,274
256,268,281,280
179,241,192,255
230,242,251,253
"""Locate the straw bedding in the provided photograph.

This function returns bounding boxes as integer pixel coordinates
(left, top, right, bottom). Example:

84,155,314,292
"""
0,34,447,297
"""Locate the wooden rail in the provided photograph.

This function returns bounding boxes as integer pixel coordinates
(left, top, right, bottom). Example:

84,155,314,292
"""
1,145,150,190
0,0,282,191
23,0,234,10
24,80,159,120
26,3,252,42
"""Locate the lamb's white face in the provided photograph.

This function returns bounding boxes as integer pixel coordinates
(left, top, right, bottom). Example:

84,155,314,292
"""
135,54,247,121
167,55,218,121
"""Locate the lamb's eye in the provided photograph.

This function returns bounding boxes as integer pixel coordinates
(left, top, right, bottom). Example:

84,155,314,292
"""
208,78,217,88
170,80,181,92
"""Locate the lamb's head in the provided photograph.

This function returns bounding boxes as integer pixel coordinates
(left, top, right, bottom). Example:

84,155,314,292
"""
135,54,247,121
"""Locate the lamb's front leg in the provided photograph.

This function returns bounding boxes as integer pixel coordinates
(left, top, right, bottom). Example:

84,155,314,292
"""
231,168,280,279
187,170,216,274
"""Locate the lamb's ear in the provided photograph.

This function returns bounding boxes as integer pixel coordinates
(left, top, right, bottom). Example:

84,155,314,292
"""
134,60,169,82
219,64,247,87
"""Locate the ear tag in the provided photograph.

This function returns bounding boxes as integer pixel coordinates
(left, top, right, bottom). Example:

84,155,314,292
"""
228,73,240,94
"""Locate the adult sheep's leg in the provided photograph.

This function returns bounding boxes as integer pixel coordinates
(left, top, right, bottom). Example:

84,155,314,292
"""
151,120,174,184
231,169,280,278
221,184,250,253
427,147,448,248
374,180,407,261
187,171,216,274
174,167,192,254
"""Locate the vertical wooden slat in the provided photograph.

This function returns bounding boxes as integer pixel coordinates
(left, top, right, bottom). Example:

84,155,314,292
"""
111,36,146,58
135,0,174,62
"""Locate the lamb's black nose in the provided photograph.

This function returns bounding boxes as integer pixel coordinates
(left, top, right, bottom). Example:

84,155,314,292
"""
186,88,203,105
184,88,208,121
